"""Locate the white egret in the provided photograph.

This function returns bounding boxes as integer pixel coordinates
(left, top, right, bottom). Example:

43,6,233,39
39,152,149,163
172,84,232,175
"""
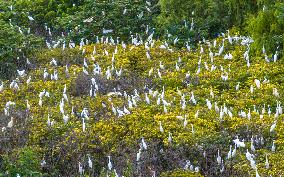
88,155,93,169
7,117,14,128
136,148,142,161
108,156,112,170
159,121,164,133
141,138,147,150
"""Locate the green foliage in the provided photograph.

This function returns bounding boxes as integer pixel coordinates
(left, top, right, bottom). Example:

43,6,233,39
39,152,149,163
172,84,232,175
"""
2,147,42,176
33,47,84,66
1,37,284,175
246,2,284,55
0,19,43,79
1,0,284,176
0,0,84,29
158,0,230,39
56,0,160,42
161,169,204,177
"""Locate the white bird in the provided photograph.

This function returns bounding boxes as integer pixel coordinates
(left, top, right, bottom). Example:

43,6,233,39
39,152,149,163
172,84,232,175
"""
83,58,88,68
123,8,127,15
82,118,86,132
265,154,269,169
108,156,112,170
7,117,14,128
50,58,57,66
163,105,168,114
43,69,49,79
233,137,245,148
0,81,3,92
123,106,130,115
83,17,93,23
145,93,150,104
159,61,164,70
63,114,69,124
271,141,275,152
206,99,212,110
217,149,221,165
270,121,276,132
227,145,232,159
194,110,199,119
168,132,172,143
116,67,122,77
255,79,261,88
117,107,125,117
183,117,188,128
137,11,143,19
190,92,197,104
191,124,195,134
6,101,15,108
146,51,151,59
136,148,142,161
26,76,31,84
63,93,68,102
111,103,117,115
251,137,255,152
40,159,46,167
88,155,93,168
28,15,34,21
47,115,51,126
38,98,43,107
103,28,113,34
224,53,233,60
231,145,237,158
246,149,252,161
78,162,83,175
236,82,240,91
175,62,180,71
184,160,191,170
159,121,164,133
141,138,147,150
83,67,89,75
255,168,260,177
251,159,257,170
45,91,50,97
174,37,179,45
250,85,254,94
26,100,31,110
17,70,26,77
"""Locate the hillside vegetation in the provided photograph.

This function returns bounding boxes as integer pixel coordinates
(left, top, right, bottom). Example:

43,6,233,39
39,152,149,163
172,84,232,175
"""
1,33,284,176
0,0,284,176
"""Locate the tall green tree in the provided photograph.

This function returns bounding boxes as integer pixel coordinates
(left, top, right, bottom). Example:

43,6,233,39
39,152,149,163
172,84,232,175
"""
246,1,284,55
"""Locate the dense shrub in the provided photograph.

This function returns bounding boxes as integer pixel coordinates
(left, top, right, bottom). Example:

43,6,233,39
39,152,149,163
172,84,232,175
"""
246,2,284,55
1,147,42,176
0,20,43,79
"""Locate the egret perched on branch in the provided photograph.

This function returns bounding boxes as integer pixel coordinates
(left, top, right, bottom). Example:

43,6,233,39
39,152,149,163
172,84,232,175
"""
50,58,57,66
7,117,14,128
108,156,112,170
88,155,93,169
136,148,142,161
233,137,245,148
159,121,164,133
255,79,260,88
141,137,147,150
0,81,3,92
17,70,25,77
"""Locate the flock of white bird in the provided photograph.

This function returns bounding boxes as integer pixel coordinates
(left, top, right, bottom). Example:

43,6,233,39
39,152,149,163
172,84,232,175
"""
1,2,282,177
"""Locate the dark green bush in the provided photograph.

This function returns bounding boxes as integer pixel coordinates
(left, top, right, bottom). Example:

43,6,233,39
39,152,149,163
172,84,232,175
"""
246,2,284,55
0,20,43,79
2,147,43,176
